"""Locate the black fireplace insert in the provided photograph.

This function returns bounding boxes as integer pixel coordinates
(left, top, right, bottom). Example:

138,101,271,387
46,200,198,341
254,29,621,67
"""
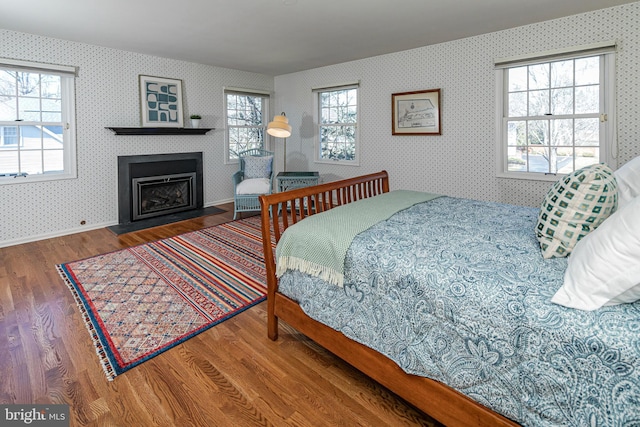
117,152,204,225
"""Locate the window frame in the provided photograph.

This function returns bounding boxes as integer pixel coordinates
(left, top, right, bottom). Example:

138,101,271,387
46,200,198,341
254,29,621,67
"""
313,83,360,166
495,43,616,181
0,59,77,185
223,88,270,164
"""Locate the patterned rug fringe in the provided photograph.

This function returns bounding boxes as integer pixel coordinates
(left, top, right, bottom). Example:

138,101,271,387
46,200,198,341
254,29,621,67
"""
56,264,117,380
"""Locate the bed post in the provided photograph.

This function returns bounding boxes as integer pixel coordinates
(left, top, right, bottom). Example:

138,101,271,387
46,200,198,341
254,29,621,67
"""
259,198,279,340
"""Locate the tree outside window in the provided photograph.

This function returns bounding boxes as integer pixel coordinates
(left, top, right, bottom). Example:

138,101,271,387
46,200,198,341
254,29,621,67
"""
503,55,605,176
316,86,358,163
0,64,73,181
225,91,268,161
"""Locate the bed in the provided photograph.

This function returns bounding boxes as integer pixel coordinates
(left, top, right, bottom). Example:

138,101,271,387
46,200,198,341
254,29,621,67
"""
258,170,640,427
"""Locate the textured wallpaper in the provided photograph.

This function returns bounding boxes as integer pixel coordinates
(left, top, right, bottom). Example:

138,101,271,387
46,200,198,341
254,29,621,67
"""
274,2,640,208
0,31,273,247
1,2,639,247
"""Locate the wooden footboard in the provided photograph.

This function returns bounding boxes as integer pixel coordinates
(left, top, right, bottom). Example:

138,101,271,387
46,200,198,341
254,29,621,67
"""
259,170,390,340
258,171,517,427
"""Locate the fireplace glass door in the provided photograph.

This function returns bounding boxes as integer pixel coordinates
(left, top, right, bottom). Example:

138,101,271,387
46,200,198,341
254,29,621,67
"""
132,173,196,221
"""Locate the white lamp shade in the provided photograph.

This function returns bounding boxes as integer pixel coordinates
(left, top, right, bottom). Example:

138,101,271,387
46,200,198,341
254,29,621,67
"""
267,114,292,138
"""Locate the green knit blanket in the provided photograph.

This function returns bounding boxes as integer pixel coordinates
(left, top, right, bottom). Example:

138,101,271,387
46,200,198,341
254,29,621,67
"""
275,190,441,287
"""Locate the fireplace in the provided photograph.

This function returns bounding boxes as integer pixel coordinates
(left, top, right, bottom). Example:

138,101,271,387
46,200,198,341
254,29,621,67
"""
132,172,197,221
117,152,203,225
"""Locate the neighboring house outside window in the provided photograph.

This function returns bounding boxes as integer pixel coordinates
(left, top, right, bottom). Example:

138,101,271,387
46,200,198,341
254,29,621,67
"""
224,88,269,162
495,43,616,180
314,83,359,165
1,125,18,146
0,59,76,183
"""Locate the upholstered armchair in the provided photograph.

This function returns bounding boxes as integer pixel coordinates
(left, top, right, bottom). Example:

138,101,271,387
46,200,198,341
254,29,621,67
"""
232,149,274,220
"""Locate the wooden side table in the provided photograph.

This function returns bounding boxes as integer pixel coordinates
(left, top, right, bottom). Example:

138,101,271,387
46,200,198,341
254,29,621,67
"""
276,171,320,192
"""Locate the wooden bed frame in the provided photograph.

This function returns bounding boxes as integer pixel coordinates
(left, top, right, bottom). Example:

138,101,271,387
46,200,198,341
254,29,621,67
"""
259,171,518,427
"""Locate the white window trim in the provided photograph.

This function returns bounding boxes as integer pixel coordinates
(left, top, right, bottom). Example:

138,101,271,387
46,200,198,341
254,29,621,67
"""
0,59,77,185
494,44,617,181
313,82,360,166
223,87,270,165
0,57,78,76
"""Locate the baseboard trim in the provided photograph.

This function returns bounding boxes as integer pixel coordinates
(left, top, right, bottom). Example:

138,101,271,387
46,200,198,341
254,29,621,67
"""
0,199,234,248
0,221,117,249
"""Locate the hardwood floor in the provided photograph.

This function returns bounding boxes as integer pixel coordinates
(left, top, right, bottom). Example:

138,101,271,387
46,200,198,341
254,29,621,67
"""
0,203,441,427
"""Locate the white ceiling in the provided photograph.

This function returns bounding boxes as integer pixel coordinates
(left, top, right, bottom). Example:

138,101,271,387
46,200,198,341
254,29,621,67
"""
0,0,636,76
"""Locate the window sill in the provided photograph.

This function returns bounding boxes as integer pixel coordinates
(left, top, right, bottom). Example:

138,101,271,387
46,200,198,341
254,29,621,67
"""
496,172,563,182
314,159,360,167
0,172,77,185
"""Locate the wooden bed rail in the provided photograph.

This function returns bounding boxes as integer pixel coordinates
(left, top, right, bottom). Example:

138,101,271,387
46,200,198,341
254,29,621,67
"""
259,170,389,339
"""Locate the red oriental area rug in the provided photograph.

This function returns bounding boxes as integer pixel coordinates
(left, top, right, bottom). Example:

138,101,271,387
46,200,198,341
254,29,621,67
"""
56,216,271,380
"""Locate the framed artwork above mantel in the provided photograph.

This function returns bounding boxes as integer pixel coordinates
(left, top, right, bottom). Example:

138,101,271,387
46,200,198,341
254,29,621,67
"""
392,89,441,135
139,75,184,127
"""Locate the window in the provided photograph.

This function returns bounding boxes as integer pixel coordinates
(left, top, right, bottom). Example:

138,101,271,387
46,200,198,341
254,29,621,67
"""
314,83,359,164
496,43,616,180
0,59,76,183
224,89,269,162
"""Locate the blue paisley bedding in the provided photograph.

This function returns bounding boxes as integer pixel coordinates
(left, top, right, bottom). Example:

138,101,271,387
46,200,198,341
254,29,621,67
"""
277,196,640,427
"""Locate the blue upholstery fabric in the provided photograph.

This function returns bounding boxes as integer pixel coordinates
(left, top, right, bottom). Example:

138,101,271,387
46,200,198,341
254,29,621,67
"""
243,155,273,179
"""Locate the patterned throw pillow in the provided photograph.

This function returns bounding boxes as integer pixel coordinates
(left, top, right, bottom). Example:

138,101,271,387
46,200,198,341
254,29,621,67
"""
536,163,617,259
243,155,273,179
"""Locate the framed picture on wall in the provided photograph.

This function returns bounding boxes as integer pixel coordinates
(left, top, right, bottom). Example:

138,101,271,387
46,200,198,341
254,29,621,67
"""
392,89,441,135
139,75,184,127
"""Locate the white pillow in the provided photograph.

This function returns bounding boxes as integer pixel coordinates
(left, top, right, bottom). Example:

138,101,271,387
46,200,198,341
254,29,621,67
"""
236,178,271,195
614,155,640,208
551,195,640,311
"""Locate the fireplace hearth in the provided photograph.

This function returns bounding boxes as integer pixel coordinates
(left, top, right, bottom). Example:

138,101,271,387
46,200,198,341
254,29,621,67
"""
116,152,204,226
